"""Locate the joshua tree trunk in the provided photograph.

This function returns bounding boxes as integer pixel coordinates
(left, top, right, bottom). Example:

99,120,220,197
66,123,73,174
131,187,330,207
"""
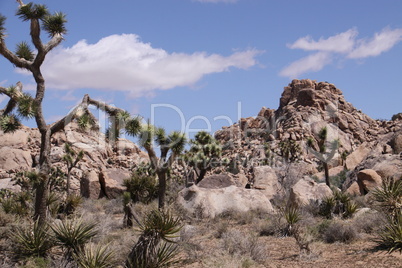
196,169,207,185
157,171,167,209
323,162,330,187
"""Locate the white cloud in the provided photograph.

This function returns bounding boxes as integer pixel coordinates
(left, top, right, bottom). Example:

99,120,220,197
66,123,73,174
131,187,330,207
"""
279,52,332,78
42,34,260,97
348,27,402,59
288,29,358,53
281,27,402,78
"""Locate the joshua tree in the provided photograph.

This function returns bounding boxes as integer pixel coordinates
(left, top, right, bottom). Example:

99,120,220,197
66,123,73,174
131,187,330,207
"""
62,143,84,196
186,131,226,184
0,1,143,225
126,123,187,209
307,127,338,187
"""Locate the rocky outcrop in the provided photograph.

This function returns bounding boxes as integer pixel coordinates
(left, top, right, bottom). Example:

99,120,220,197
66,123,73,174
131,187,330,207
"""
214,79,401,203
177,185,274,218
0,123,148,197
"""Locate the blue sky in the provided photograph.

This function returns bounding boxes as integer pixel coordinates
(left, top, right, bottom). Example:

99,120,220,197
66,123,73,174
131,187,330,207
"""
0,0,401,137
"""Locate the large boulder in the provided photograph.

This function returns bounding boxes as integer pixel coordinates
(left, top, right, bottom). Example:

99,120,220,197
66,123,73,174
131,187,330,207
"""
177,185,274,218
288,178,332,206
357,169,382,194
390,131,402,154
345,143,372,170
99,168,130,198
252,166,282,199
0,147,32,171
197,174,236,189
81,170,101,198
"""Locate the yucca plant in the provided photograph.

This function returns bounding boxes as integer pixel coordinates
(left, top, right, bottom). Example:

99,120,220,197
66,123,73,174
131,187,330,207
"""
74,243,115,268
282,206,301,236
126,210,182,268
12,220,54,258
376,212,402,253
371,177,402,218
51,218,98,259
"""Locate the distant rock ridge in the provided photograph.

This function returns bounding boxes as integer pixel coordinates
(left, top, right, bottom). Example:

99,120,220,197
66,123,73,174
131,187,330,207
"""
214,79,401,192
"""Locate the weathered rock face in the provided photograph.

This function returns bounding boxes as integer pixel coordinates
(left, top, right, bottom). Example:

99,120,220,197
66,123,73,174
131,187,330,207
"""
0,123,148,197
197,174,236,189
0,147,32,171
357,169,382,194
288,178,333,206
252,166,282,199
177,185,274,218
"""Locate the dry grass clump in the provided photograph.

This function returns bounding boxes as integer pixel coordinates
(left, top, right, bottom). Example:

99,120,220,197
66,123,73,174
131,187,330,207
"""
321,221,359,244
221,228,268,264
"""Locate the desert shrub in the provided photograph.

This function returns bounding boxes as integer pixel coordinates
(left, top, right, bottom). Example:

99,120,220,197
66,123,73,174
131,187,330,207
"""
258,214,285,237
322,221,358,244
354,210,385,234
221,229,267,263
123,174,158,204
74,243,115,268
319,191,358,219
11,220,54,258
329,169,349,189
19,257,50,268
375,212,402,253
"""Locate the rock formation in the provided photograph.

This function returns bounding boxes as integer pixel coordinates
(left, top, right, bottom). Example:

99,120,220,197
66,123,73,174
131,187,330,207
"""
0,123,148,197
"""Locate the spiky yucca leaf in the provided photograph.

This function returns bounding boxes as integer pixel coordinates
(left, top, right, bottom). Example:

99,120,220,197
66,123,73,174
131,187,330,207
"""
376,212,402,253
16,41,35,61
168,131,186,155
17,3,48,21
51,218,98,256
74,243,115,268
372,178,402,216
126,210,182,268
12,220,54,257
0,114,22,133
76,113,96,131
283,206,301,226
125,116,142,136
42,12,67,37
0,14,6,38
139,210,182,243
17,93,37,118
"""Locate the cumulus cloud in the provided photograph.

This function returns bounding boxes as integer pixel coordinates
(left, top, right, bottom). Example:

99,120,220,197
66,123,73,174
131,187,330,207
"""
281,27,402,78
279,52,332,78
42,34,260,97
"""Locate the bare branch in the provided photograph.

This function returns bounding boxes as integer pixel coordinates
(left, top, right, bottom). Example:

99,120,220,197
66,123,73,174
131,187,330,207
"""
16,0,24,7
